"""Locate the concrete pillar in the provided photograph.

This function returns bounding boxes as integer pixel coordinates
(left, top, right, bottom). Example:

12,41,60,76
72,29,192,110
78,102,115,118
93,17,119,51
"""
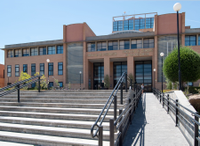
127,56,134,77
104,57,110,79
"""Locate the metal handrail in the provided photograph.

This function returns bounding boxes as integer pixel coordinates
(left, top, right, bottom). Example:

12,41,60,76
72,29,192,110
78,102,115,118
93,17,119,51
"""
90,72,126,138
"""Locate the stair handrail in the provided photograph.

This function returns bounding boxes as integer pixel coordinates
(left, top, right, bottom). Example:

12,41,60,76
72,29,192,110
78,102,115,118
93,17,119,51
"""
91,72,127,138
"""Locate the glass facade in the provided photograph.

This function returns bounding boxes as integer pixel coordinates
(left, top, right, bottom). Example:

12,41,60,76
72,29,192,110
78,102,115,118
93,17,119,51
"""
48,63,53,76
97,42,106,51
185,35,196,46
119,40,129,50
31,64,36,76
143,39,154,48
67,43,83,84
7,50,13,58
87,43,95,52
15,65,20,77
57,45,63,54
48,46,55,55
131,39,142,49
39,47,46,55
23,64,27,73
135,61,152,92
113,62,127,87
23,49,29,56
108,41,118,50
40,63,44,75
7,65,11,77
58,62,63,75
93,63,104,89
31,48,38,56
14,49,21,57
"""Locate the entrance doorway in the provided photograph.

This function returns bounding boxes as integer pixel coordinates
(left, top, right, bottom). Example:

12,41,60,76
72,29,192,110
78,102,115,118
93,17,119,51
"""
93,63,104,89
113,62,127,87
135,61,152,92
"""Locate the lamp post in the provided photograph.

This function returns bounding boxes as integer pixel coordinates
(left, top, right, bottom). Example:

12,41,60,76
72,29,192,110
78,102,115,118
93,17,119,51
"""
160,52,164,93
46,59,50,90
173,2,182,90
79,71,82,90
153,68,156,89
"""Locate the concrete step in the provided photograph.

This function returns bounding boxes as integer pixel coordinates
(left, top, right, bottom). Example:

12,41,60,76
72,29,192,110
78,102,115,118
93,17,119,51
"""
0,141,33,146
0,122,111,141
0,131,110,146
0,111,114,121
0,116,110,130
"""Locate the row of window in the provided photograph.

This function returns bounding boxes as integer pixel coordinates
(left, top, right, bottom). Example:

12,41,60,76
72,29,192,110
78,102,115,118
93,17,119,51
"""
7,45,63,58
113,17,154,31
7,62,63,77
185,35,200,46
87,39,154,52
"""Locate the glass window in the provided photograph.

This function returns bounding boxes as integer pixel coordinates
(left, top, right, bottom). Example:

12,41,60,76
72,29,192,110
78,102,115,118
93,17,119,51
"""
31,83,36,88
7,65,11,77
118,21,123,31
31,48,38,56
146,18,154,29
23,64,27,73
31,64,36,76
129,20,133,30
49,82,54,88
187,82,193,86
139,19,145,29
48,63,53,76
58,82,63,87
108,41,118,50
198,35,200,45
135,19,139,30
113,21,118,31
47,46,55,55
58,62,63,75
7,50,14,58
22,49,29,56
39,47,46,55
143,39,154,48
97,42,106,51
14,49,21,57
87,43,95,52
124,20,128,30
131,39,142,49
15,65,19,77
57,45,63,54
120,40,129,50
185,35,196,46
40,63,44,75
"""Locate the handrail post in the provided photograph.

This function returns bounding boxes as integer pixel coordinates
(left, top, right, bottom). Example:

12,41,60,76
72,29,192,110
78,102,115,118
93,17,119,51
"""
125,73,127,92
175,99,179,127
121,83,123,104
17,84,20,103
167,94,169,114
160,93,161,103
162,93,164,108
110,119,114,146
194,112,199,146
99,125,103,146
129,98,132,124
38,76,41,92
114,95,117,120
130,79,132,89
119,108,123,146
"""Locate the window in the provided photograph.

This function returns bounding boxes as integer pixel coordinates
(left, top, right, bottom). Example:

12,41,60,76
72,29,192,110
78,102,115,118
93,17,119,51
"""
47,46,55,55
131,39,142,49
113,21,118,31
146,18,154,29
7,50,13,58
7,65,11,77
185,36,196,46
108,41,118,50
124,20,128,30
187,82,193,86
23,64,27,73
31,64,36,76
22,49,29,56
120,40,129,50
97,42,106,51
118,21,123,31
143,39,154,48
31,83,36,88
139,19,145,29
14,49,21,57
135,19,140,30
31,48,38,56
57,45,63,54
87,43,95,52
15,65,19,77
48,63,53,76
198,35,200,45
39,47,46,55
58,62,63,75
58,82,63,87
129,20,134,30
49,82,54,88
40,63,44,75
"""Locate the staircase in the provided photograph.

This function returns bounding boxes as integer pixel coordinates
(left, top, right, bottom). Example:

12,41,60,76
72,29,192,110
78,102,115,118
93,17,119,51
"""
0,90,128,146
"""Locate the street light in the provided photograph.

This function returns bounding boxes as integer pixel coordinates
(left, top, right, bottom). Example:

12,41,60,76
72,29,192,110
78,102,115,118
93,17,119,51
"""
79,71,82,90
160,52,164,93
153,68,156,89
46,59,50,90
173,2,182,90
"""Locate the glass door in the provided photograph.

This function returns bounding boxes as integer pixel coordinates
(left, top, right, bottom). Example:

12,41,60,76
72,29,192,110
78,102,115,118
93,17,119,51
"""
93,63,104,89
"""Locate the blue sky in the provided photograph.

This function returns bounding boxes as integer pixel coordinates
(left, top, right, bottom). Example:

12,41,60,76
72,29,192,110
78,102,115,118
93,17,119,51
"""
1,0,200,65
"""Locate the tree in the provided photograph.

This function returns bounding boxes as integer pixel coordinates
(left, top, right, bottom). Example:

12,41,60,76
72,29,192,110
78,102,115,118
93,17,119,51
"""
104,75,110,89
128,73,134,87
163,46,200,85
34,72,47,89
18,72,31,89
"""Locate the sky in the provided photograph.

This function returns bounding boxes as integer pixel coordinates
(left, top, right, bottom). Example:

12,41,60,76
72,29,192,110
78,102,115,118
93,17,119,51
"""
0,0,200,65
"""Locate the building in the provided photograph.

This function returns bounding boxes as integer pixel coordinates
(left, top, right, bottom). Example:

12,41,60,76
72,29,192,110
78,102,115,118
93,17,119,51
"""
2,12,200,91
0,64,5,88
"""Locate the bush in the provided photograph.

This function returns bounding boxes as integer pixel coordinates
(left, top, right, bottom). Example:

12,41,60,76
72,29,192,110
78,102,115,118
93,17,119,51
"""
104,75,110,89
189,86,200,94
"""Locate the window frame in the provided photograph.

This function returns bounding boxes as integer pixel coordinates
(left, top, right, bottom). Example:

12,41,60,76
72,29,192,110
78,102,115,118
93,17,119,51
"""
40,63,45,75
31,63,36,76
22,48,30,57
31,48,38,56
58,62,63,75
56,45,63,54
48,63,53,76
7,65,12,77
47,46,56,55
23,64,28,73
15,64,20,77
39,47,46,55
